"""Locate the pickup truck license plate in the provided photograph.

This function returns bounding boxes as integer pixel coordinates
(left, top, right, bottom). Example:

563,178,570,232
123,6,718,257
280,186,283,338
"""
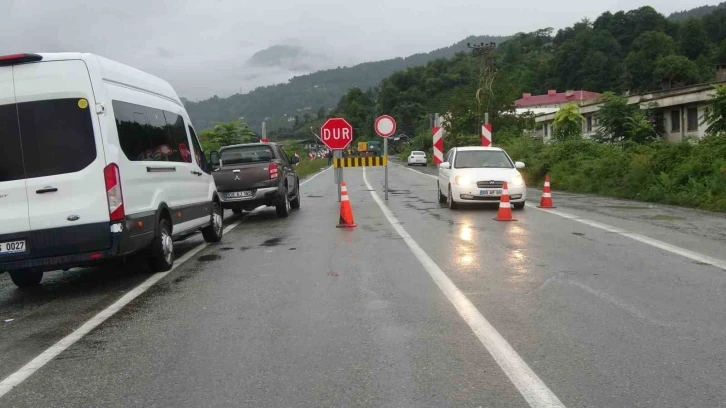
0,240,26,255
227,191,252,198
479,189,502,197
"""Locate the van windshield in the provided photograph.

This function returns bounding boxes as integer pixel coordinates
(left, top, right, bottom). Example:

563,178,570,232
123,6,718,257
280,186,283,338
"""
221,145,274,165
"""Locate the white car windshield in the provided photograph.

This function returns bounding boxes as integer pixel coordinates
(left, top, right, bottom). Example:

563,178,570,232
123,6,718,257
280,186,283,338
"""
454,151,513,169
412,151,425,156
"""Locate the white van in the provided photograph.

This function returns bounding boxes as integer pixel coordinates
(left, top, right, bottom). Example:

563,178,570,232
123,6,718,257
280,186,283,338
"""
0,53,223,288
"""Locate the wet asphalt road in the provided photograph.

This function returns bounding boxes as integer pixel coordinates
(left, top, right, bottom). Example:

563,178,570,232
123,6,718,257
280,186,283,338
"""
1,161,726,407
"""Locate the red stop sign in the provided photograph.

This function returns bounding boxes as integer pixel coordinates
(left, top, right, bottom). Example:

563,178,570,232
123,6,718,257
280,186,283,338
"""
320,118,353,150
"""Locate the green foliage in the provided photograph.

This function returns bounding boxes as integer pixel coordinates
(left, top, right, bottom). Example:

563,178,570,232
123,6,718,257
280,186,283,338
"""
552,103,584,140
653,55,701,88
499,136,726,211
703,84,726,135
595,92,655,143
199,120,256,152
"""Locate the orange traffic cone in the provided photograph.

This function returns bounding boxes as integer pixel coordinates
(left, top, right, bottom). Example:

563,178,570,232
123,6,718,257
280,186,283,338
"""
494,181,517,221
336,182,357,228
537,174,556,209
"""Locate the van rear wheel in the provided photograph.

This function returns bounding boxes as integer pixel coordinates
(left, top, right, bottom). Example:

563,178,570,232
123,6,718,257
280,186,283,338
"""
149,219,174,272
202,202,224,243
9,270,43,288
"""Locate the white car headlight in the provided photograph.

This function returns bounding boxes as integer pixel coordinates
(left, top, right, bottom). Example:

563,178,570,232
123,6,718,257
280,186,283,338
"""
511,173,525,187
455,176,472,187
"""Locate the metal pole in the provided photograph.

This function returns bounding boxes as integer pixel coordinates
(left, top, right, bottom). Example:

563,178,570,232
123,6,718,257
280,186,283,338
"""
384,138,389,200
334,150,342,202
484,112,489,125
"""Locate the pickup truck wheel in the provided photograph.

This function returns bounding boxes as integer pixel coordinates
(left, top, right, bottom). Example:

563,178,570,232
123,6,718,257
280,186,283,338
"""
149,219,174,272
9,270,42,288
202,202,224,243
290,180,301,210
276,187,290,218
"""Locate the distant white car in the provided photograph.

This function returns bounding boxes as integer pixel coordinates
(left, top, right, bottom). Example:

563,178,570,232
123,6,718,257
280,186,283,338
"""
437,146,526,210
407,151,427,166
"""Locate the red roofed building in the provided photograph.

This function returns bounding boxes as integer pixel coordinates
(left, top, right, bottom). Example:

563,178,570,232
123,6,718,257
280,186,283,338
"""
515,89,601,109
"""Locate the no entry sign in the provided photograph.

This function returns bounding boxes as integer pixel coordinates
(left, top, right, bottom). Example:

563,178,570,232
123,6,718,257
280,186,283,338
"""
374,115,396,138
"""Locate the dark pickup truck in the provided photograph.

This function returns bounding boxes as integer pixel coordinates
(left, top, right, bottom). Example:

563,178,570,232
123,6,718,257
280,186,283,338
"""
209,143,301,217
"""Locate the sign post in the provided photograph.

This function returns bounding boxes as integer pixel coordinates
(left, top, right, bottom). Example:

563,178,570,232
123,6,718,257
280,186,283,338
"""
374,115,396,200
320,118,354,202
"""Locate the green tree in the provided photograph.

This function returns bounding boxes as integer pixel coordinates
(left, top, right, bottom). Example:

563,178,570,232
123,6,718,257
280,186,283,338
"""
623,31,676,91
703,84,726,136
303,112,311,123
653,55,700,89
198,120,256,152
294,115,299,128
317,106,326,120
596,92,655,143
552,103,584,140
679,18,710,60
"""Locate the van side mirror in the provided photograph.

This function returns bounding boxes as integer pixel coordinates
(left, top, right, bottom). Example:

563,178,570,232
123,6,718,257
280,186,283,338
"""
291,155,300,164
209,151,220,168
440,162,451,169
515,161,526,169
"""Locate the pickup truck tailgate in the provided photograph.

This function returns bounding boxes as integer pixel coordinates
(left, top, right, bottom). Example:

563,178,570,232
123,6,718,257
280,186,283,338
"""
213,162,274,192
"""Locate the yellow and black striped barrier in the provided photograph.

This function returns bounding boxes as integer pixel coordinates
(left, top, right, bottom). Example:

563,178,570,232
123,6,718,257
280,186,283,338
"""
333,156,388,168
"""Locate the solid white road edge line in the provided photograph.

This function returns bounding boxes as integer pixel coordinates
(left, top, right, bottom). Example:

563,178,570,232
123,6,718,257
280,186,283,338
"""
362,167,565,408
300,165,331,186
393,160,726,272
0,166,332,398
531,207,726,271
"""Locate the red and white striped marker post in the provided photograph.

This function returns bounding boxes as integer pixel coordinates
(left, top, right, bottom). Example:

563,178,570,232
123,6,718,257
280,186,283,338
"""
537,174,556,208
433,126,444,164
481,123,492,147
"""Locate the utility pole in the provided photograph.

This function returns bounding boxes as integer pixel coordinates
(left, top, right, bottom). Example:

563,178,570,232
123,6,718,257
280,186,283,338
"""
467,42,497,130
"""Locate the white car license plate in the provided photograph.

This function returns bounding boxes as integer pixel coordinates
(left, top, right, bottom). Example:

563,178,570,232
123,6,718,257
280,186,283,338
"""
227,191,252,198
480,189,502,197
0,240,26,255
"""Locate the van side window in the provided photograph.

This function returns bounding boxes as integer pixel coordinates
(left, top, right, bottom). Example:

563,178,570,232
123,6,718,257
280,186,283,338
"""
163,111,193,163
113,100,194,163
0,104,24,182
187,126,209,174
18,98,97,178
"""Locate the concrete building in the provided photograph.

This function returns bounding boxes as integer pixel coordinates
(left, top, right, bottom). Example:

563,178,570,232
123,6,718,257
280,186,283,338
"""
534,81,726,143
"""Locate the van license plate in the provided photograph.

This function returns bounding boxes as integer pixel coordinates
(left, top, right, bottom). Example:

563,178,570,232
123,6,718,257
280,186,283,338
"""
480,189,502,196
227,191,252,198
0,240,26,255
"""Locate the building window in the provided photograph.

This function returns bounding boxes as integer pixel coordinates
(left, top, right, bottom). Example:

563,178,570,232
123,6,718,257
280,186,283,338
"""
670,110,681,132
687,107,698,132
586,115,592,132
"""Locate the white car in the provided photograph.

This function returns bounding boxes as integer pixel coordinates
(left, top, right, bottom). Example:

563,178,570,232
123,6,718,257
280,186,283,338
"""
437,146,527,210
0,52,223,288
407,151,427,166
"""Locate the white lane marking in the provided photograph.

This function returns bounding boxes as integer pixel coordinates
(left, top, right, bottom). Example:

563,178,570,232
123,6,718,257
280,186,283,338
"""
362,167,565,408
392,161,438,180
300,165,331,186
532,207,726,270
0,218,247,398
396,160,726,272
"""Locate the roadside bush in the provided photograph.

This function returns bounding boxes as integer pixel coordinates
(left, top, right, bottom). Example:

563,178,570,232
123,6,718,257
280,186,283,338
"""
498,135,726,212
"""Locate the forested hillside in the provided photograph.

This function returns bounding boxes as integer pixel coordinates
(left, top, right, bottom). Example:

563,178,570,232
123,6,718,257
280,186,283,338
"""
331,6,726,142
669,2,726,21
183,35,506,132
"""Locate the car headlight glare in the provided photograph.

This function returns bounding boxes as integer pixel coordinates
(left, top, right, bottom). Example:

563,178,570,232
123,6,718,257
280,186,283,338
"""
512,174,525,187
455,176,472,187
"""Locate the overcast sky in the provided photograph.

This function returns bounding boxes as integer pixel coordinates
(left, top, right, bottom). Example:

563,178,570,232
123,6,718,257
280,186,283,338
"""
0,0,716,100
